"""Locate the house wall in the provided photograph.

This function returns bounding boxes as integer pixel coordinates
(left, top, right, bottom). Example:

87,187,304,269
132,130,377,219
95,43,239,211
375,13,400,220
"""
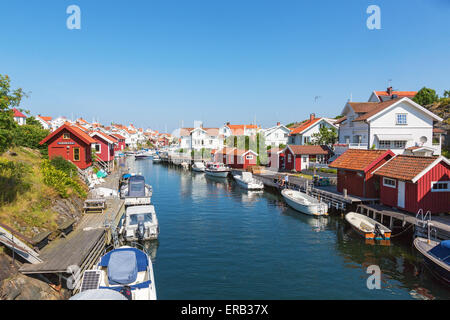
379,161,450,214
284,148,301,171
290,119,336,146
263,126,289,147
92,136,114,162
46,128,92,169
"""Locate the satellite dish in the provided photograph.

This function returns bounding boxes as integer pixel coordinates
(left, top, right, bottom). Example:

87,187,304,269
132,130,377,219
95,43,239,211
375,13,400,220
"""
420,136,427,145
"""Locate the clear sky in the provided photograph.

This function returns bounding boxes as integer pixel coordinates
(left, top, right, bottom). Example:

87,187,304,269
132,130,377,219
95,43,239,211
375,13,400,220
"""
1,0,450,132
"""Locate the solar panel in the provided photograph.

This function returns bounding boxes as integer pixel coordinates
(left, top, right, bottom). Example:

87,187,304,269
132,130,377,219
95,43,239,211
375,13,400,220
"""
80,270,101,292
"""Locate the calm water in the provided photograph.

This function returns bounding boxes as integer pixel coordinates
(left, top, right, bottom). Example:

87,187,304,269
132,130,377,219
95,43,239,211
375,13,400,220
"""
125,158,450,300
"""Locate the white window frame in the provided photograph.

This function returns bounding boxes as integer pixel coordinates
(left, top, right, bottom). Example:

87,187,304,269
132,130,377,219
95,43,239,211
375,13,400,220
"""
94,143,101,154
431,181,450,192
383,177,396,188
288,154,292,162
379,140,391,149
396,113,407,125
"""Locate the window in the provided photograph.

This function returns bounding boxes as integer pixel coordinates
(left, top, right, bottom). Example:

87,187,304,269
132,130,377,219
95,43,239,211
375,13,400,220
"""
353,135,362,144
396,114,407,125
379,140,390,149
246,155,253,160
73,148,80,161
63,133,70,139
349,116,354,127
383,177,396,188
288,154,292,162
431,181,449,192
94,144,101,153
303,136,310,144
344,136,350,144
392,141,406,149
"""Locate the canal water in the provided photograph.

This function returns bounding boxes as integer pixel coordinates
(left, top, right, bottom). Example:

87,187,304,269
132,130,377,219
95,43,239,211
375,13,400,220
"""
126,158,449,300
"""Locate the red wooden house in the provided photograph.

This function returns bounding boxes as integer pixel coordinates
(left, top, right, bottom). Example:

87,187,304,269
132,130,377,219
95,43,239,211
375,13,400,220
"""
90,131,115,165
329,149,394,199
215,147,258,169
39,123,96,170
110,133,126,152
373,155,450,214
284,145,333,171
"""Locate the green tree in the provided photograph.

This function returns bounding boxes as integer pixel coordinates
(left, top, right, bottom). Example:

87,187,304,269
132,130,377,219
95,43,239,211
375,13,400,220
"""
25,116,43,129
443,90,450,98
310,127,338,146
0,74,27,154
413,87,439,106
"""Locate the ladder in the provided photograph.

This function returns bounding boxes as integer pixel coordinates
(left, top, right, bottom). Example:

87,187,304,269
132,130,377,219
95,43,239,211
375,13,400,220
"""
415,209,433,239
104,219,120,249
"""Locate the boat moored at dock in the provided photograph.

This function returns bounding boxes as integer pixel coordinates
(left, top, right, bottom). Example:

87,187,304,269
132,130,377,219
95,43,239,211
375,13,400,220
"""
77,245,157,300
345,212,392,240
233,172,264,190
281,189,328,216
192,161,206,172
120,205,159,241
152,154,162,162
120,175,152,206
205,162,230,178
414,237,450,286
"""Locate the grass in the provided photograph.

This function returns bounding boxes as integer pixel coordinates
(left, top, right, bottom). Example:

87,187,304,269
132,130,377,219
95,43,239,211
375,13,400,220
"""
0,147,67,236
295,173,313,180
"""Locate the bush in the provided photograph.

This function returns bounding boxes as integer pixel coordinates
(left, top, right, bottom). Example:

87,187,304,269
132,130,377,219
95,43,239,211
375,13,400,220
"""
50,156,78,176
0,159,31,204
12,124,49,151
41,160,87,198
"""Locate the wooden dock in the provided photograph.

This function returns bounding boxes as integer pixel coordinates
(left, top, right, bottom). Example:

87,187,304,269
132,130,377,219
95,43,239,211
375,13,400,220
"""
19,170,125,292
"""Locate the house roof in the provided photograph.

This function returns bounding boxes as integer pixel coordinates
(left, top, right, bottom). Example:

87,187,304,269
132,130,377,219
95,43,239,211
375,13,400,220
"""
226,124,259,135
373,155,445,182
111,133,126,140
40,123,96,145
12,108,27,118
289,118,322,135
90,131,115,144
333,116,347,125
329,149,394,172
38,116,52,122
373,90,417,102
287,145,332,155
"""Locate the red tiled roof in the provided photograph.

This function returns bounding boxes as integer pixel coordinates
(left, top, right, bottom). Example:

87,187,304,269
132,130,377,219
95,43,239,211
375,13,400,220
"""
373,155,438,181
375,90,417,97
287,145,332,155
111,133,126,140
12,108,27,118
91,131,115,144
40,123,96,145
351,99,401,122
39,116,52,122
290,118,322,135
333,116,347,125
329,149,394,172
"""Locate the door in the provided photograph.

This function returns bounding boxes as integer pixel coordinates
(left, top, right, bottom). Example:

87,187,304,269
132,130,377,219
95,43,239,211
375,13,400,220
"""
397,181,405,208
301,155,309,170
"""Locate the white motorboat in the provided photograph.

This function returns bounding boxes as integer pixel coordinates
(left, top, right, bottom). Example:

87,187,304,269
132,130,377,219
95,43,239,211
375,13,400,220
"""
205,162,230,178
233,172,264,190
192,162,205,172
281,189,328,216
120,205,159,241
152,154,161,162
345,212,391,240
135,150,152,160
414,237,450,286
120,175,152,206
76,245,157,300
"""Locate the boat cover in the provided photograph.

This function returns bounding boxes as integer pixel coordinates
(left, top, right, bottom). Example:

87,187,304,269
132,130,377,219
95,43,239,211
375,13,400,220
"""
69,289,127,300
107,250,138,285
429,240,450,264
99,248,149,272
128,175,146,197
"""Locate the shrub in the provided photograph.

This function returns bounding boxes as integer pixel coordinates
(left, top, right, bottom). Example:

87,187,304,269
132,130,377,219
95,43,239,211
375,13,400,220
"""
0,159,31,204
41,160,87,198
50,156,78,176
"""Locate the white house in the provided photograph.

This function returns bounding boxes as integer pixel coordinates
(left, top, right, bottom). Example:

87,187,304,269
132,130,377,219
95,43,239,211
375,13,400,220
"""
336,97,443,156
261,122,291,147
35,115,52,130
218,123,260,138
288,114,337,145
179,126,223,151
12,108,27,125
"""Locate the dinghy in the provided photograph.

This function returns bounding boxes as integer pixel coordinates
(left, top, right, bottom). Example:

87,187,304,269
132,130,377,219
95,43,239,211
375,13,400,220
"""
281,189,328,216
120,205,159,241
77,245,157,300
233,172,264,190
345,212,391,240
414,237,450,286
192,162,206,172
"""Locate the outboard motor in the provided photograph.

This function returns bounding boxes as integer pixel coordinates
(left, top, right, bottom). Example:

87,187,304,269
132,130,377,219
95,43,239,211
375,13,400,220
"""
374,223,385,239
136,221,146,241
119,286,132,300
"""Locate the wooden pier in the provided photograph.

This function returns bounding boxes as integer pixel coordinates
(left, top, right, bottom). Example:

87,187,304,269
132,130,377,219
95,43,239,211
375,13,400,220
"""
19,170,125,293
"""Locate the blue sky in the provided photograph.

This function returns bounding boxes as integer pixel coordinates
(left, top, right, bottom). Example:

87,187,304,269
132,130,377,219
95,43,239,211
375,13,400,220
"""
1,0,450,132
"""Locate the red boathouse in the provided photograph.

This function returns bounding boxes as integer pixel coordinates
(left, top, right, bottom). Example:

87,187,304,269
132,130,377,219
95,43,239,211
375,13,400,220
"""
39,123,96,170
373,155,450,214
284,145,332,171
329,149,394,199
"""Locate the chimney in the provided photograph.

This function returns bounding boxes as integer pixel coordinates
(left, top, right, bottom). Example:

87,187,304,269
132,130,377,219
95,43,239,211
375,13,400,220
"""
387,86,393,95
226,122,230,126
310,113,315,121
277,122,280,126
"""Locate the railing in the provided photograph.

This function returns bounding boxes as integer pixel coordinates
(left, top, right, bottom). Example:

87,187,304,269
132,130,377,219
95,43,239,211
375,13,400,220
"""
348,143,368,149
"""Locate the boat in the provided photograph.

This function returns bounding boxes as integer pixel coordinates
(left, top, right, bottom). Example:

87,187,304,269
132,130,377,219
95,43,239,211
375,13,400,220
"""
135,150,152,160
345,212,392,240
233,172,264,190
281,189,328,216
414,237,450,286
204,162,230,178
120,205,159,241
76,245,157,300
152,154,161,162
120,175,152,206
192,162,205,172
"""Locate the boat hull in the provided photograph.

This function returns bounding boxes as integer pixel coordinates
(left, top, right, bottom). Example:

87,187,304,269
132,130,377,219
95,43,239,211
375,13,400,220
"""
281,189,328,216
205,170,229,178
192,167,205,172
234,176,264,190
345,212,391,240
414,237,450,286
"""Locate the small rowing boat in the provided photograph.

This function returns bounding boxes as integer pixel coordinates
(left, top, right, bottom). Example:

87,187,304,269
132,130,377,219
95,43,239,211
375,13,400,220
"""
345,212,391,240
281,189,328,216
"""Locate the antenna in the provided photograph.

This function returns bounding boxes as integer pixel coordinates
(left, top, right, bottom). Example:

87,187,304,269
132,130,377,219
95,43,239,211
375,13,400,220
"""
388,79,392,88
314,96,321,103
